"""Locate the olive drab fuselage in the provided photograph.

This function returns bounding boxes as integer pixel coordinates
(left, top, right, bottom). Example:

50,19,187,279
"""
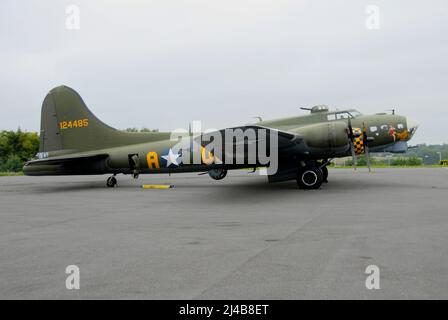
23,86,418,178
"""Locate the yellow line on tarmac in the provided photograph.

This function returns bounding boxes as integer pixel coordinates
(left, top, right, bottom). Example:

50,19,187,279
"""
141,184,173,189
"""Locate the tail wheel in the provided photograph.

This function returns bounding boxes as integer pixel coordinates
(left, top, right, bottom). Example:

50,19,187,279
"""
297,166,323,190
106,176,117,188
208,168,227,180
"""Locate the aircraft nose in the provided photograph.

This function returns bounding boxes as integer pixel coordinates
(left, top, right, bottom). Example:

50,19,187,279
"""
406,117,419,137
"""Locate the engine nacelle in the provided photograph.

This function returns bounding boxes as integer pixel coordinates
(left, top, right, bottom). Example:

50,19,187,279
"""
291,121,349,150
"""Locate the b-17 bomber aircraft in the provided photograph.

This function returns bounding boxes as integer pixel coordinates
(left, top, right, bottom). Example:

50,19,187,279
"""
23,86,419,189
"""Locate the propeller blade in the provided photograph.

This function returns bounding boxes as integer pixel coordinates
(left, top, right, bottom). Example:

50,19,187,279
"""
365,144,371,172
362,123,371,172
347,118,354,141
347,118,357,170
350,141,357,170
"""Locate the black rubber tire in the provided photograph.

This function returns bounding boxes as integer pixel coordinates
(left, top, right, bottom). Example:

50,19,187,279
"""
297,166,323,190
106,176,117,188
209,168,227,180
321,165,329,183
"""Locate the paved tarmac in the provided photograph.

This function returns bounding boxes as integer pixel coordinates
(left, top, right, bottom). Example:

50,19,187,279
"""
0,168,447,299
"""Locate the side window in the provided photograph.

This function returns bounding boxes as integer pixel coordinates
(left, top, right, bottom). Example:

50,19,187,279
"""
380,124,388,130
336,113,350,120
370,126,378,133
397,123,404,129
327,114,336,121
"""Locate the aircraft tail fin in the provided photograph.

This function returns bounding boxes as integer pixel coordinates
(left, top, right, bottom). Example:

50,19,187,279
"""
39,85,168,153
39,85,121,153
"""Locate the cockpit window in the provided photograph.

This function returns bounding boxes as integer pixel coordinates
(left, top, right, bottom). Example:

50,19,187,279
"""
327,110,362,121
348,111,362,118
336,112,351,120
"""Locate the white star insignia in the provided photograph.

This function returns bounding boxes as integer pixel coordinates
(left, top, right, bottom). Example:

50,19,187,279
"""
162,149,180,167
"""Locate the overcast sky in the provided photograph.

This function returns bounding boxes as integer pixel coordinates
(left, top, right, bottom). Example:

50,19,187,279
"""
1,0,447,144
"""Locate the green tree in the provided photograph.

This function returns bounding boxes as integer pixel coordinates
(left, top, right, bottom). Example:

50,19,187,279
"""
406,156,422,166
391,157,422,166
0,129,39,172
407,144,448,164
125,127,159,133
140,127,159,133
0,155,23,172
346,155,376,166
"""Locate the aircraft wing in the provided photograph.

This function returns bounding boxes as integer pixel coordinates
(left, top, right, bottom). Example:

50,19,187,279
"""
197,125,304,157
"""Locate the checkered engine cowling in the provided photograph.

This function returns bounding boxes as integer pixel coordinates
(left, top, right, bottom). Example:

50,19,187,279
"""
353,128,364,155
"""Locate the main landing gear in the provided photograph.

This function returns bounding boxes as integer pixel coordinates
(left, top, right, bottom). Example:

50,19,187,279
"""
106,175,117,188
296,161,329,189
297,165,323,190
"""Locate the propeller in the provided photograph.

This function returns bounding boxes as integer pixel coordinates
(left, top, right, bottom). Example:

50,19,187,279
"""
347,118,358,170
362,123,371,172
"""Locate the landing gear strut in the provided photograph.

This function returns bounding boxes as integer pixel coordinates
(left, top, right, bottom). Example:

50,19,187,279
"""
129,154,140,180
297,166,323,190
319,159,332,183
106,175,117,188
321,165,329,183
